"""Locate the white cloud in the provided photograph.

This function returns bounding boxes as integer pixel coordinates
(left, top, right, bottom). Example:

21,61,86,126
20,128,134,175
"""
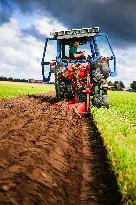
0,18,42,79
0,11,135,87
109,46,136,87
0,14,67,80
35,16,67,37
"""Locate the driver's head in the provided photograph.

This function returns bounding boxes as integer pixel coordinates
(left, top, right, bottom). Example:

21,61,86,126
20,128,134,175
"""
73,40,79,47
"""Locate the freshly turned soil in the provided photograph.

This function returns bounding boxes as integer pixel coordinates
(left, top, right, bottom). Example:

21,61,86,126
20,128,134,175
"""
0,94,121,205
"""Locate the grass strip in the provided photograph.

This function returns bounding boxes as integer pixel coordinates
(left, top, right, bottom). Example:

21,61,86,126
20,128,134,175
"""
109,91,136,125
0,83,55,99
92,91,136,204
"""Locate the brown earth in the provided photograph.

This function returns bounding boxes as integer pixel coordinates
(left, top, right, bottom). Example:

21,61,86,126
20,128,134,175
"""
0,94,121,205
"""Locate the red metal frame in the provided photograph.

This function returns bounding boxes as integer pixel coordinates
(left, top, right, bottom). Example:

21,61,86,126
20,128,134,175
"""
56,63,92,117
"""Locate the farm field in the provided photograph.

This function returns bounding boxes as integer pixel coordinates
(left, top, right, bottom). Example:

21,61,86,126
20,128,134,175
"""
0,82,135,204
0,81,55,99
92,91,136,204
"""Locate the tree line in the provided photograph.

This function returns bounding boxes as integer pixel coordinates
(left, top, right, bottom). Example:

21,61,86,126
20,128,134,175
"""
0,76,28,82
108,81,136,91
0,76,136,91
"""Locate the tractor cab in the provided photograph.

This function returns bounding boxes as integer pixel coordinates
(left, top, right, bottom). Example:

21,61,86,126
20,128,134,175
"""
41,27,117,115
41,27,116,82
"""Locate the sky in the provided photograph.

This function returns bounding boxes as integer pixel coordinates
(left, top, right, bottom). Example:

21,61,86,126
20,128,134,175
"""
0,0,136,86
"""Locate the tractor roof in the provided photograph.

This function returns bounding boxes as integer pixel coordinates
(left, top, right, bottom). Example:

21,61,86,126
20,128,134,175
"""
52,27,100,40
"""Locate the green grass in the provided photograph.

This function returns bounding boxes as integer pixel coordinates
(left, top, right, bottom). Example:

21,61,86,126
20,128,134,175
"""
0,82,55,99
109,91,136,125
92,91,136,204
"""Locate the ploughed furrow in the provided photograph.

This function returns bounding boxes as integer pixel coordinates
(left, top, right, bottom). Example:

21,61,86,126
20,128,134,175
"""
0,95,121,205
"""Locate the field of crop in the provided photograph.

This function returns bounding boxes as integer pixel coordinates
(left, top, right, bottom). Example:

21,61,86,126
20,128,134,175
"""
92,91,136,204
0,81,55,99
0,82,135,204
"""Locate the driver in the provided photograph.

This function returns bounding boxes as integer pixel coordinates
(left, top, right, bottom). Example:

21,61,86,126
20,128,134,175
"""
69,40,85,59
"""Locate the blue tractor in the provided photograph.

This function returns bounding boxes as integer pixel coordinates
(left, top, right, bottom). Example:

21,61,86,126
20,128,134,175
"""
41,27,116,116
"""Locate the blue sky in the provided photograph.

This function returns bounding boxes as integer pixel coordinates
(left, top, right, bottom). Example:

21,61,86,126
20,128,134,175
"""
0,0,136,86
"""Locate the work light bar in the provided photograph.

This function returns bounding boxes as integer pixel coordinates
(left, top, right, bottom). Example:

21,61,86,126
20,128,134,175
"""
52,27,100,39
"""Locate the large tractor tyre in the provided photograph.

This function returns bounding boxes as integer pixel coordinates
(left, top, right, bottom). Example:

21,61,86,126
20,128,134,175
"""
93,60,109,82
102,95,109,109
100,61,109,79
93,67,104,82
93,94,109,109
92,94,102,108
92,60,103,82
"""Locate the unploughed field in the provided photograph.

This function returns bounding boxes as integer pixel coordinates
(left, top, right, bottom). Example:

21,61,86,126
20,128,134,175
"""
0,81,135,205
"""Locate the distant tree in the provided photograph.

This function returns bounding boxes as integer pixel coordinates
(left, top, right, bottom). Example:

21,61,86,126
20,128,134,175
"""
0,76,8,81
108,81,113,86
114,81,125,91
14,78,22,82
130,81,136,90
8,77,13,81
21,79,27,82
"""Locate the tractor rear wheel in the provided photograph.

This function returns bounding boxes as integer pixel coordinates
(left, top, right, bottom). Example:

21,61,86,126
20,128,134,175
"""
102,95,109,109
100,61,109,79
93,60,109,82
93,67,103,82
93,94,102,108
93,94,109,109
